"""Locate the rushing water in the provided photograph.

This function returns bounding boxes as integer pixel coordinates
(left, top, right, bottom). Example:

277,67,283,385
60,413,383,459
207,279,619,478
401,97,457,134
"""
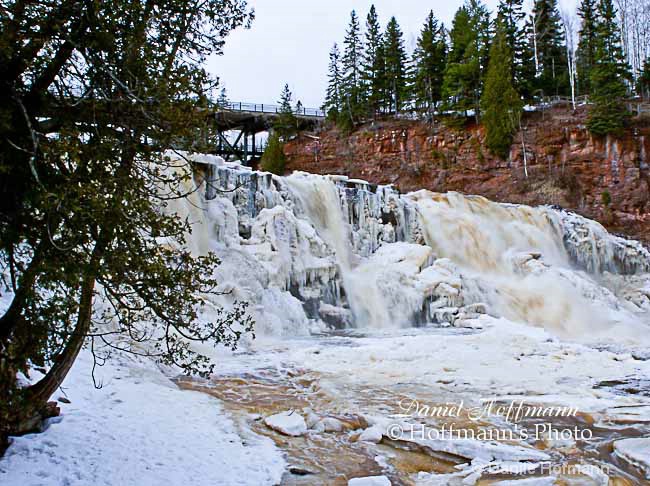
165,152,650,485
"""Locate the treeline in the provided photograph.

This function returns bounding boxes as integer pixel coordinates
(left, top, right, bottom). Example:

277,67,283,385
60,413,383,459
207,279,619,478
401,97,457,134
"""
323,0,650,155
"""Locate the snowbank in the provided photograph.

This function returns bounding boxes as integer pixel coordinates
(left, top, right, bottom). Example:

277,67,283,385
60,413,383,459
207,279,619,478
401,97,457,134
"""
0,350,285,486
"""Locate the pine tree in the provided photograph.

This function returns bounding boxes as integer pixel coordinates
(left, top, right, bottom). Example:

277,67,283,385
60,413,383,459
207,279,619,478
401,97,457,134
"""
217,87,229,107
576,0,598,94
638,58,650,99
413,11,448,118
588,0,631,136
275,83,297,139
324,43,343,119
530,0,568,96
260,133,287,175
383,16,409,114
362,5,384,117
482,18,523,158
340,10,364,125
442,1,491,121
497,0,527,92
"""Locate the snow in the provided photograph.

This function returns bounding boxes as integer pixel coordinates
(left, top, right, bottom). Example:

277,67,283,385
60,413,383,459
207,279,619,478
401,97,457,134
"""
348,476,392,486
358,425,384,443
0,350,285,486
3,154,650,484
264,411,307,437
613,438,650,478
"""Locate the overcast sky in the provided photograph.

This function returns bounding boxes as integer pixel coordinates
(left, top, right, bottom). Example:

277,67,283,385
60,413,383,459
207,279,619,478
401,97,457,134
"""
207,0,578,108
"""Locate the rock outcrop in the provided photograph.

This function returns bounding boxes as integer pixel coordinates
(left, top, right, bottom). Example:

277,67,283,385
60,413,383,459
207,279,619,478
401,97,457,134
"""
284,106,650,244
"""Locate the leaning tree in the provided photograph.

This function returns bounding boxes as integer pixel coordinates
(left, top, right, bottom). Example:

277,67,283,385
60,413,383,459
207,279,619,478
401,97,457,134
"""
0,0,255,448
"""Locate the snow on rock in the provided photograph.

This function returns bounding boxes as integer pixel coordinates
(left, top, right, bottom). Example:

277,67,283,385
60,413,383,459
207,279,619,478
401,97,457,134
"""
613,437,650,478
348,476,392,486
490,478,558,486
0,350,285,486
358,425,384,443
391,427,551,463
264,411,307,437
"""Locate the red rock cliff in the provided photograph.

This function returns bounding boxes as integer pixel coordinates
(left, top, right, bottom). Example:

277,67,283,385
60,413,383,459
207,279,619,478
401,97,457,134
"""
284,106,650,244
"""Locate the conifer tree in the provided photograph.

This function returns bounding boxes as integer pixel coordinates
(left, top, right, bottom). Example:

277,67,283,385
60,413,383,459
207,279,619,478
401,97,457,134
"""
341,10,365,126
588,0,631,136
576,0,598,94
275,83,297,140
413,11,448,118
362,5,384,117
530,0,568,96
442,1,491,121
217,87,229,107
383,16,409,114
482,17,523,158
0,0,254,443
324,43,343,119
638,58,650,99
260,133,287,175
497,0,527,92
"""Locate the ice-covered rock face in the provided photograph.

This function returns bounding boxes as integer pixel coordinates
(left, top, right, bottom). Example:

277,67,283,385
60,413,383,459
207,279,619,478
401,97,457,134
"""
168,152,650,341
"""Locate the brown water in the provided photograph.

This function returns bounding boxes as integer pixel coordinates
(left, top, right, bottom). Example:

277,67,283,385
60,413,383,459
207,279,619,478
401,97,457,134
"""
176,366,650,485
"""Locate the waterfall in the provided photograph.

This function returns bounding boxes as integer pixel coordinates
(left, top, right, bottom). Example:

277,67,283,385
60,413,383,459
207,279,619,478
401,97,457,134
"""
284,173,392,328
165,152,650,342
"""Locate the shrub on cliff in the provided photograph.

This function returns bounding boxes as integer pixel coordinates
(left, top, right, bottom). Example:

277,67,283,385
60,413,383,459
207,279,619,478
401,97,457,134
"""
261,134,287,175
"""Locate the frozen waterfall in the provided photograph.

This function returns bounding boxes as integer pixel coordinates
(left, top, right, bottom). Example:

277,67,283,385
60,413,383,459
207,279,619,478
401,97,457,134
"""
167,151,650,343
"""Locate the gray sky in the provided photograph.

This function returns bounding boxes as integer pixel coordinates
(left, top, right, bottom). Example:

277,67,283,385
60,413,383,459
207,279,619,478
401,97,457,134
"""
208,0,577,108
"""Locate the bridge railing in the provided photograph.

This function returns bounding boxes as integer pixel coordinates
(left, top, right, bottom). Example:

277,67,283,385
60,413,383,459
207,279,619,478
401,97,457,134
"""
221,101,325,118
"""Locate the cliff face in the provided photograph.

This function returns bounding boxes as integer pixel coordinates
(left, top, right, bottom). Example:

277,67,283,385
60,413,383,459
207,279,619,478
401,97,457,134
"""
284,106,650,244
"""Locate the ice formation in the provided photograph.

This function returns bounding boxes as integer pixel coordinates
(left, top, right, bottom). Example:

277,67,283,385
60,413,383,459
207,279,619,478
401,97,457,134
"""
167,151,650,342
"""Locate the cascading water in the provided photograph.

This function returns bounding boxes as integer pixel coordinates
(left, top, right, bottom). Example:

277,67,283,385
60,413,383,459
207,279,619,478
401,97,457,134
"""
284,173,392,328
167,152,650,343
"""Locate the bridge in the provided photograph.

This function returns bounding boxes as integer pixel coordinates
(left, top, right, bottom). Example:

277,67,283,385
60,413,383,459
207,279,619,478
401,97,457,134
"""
211,102,325,163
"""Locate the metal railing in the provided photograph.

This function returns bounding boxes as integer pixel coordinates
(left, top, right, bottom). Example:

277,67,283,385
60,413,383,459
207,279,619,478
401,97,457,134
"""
220,101,325,118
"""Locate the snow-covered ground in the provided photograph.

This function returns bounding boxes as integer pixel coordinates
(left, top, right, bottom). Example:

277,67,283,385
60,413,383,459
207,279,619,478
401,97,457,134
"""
3,155,650,485
0,350,285,486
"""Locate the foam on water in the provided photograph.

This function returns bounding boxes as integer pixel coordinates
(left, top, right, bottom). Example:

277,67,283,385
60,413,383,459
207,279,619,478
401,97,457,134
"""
163,151,650,343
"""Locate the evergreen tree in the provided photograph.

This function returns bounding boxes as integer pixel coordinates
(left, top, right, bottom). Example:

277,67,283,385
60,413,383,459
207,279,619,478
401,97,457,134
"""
324,43,343,119
588,0,631,136
295,100,304,115
530,0,568,96
482,19,523,158
497,0,527,92
383,16,409,114
638,58,650,99
217,87,229,107
340,10,365,125
442,1,491,121
362,5,384,117
576,0,598,94
0,0,253,444
260,133,287,175
275,84,297,140
413,11,448,118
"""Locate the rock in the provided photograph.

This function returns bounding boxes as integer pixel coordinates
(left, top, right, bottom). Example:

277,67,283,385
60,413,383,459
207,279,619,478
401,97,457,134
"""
613,437,650,478
57,396,71,404
321,417,345,432
289,467,315,476
358,425,384,443
264,411,307,437
491,478,557,485
348,476,392,486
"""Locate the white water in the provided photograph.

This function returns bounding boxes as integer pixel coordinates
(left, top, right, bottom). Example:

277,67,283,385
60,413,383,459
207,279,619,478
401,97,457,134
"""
165,152,650,344
284,173,392,328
